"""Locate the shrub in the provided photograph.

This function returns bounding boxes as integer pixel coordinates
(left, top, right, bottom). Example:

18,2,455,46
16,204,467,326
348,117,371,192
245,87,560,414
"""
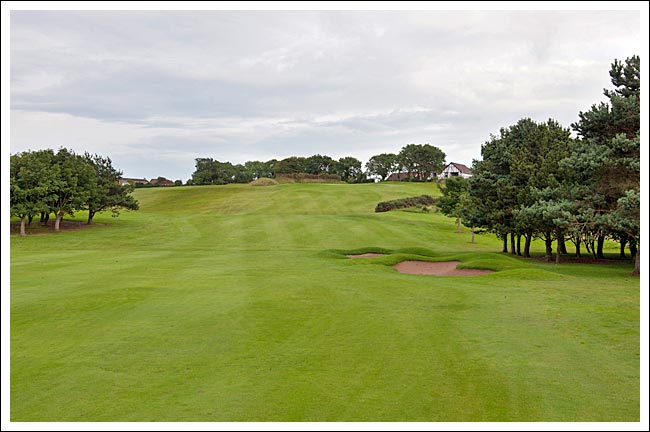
374,195,436,212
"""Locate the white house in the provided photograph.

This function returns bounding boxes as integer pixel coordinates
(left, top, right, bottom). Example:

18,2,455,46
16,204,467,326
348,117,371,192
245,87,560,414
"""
439,162,472,179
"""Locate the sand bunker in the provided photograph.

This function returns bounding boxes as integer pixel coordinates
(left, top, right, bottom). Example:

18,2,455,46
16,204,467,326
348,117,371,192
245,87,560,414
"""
392,260,493,276
346,253,386,258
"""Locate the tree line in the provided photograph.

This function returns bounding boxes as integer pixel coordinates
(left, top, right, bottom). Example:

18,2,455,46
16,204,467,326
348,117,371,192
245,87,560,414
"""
10,148,139,236
189,154,365,185
438,55,640,274
189,143,446,185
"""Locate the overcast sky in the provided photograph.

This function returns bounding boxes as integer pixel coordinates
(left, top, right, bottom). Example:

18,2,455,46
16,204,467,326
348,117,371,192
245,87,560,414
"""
8,8,642,181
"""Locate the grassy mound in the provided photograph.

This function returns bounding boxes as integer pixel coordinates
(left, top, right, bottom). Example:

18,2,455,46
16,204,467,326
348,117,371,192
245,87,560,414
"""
250,177,279,186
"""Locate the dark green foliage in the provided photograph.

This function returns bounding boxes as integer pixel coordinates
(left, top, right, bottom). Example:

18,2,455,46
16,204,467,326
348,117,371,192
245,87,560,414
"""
438,177,480,234
191,155,366,184
375,195,436,212
466,55,639,269
469,118,577,258
10,147,138,233
437,177,469,215
274,156,308,175
333,156,364,182
10,150,58,236
191,158,237,185
568,55,640,269
365,153,398,181
604,55,640,100
397,144,446,181
84,153,139,224
304,154,335,175
49,148,97,231
244,160,275,180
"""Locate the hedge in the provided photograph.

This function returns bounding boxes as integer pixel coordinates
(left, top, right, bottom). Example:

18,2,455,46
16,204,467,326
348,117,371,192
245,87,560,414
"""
374,195,436,212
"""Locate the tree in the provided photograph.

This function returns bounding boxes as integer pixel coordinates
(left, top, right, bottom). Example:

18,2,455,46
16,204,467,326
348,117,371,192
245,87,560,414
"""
10,150,57,236
232,164,252,183
438,177,469,233
365,153,397,181
274,156,307,175
50,148,97,231
469,118,575,257
397,144,446,181
570,55,640,262
244,160,274,180
469,129,518,253
334,156,363,182
510,119,576,257
305,154,334,175
191,158,217,185
191,158,237,185
607,188,640,274
84,153,139,224
605,55,640,100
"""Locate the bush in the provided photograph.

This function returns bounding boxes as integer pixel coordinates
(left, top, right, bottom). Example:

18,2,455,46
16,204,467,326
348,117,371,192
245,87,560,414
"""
374,195,436,212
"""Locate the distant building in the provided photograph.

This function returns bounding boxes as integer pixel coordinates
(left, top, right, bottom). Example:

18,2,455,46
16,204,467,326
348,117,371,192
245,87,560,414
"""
149,177,175,187
439,162,472,179
119,177,148,186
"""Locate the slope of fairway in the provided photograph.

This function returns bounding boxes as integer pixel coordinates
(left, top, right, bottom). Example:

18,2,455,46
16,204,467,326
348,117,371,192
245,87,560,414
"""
10,183,639,421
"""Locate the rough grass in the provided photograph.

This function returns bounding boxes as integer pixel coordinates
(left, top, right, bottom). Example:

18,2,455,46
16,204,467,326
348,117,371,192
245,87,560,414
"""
10,182,639,421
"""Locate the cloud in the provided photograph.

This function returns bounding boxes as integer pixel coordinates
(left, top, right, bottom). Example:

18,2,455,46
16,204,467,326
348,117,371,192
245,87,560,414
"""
9,10,642,180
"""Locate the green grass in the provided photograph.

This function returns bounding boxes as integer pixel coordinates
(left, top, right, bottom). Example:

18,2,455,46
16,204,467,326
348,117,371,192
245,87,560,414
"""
10,182,639,421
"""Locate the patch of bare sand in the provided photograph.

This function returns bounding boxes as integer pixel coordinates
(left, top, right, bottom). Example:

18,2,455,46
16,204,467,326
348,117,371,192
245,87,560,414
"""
346,253,386,258
392,260,493,276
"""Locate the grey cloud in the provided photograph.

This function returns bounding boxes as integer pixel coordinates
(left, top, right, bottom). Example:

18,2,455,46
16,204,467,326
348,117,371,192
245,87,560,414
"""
9,9,642,181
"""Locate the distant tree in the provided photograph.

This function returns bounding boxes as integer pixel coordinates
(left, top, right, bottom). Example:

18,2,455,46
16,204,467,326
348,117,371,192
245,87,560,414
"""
365,153,397,181
191,158,237,185
174,180,183,186
84,153,139,224
232,164,252,183
192,158,217,185
275,156,307,175
334,156,363,182
244,160,274,180
305,154,335,175
397,144,446,181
